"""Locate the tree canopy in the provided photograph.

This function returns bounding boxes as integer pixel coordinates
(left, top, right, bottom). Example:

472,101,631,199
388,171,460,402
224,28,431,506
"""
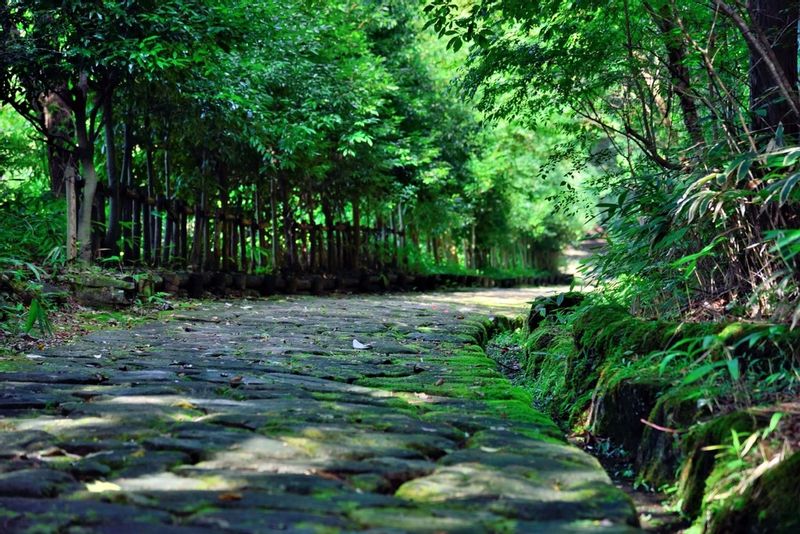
0,0,578,276
428,0,800,323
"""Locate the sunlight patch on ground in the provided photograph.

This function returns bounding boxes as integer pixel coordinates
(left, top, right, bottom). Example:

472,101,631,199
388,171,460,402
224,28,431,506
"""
114,472,240,492
15,415,115,433
415,286,567,316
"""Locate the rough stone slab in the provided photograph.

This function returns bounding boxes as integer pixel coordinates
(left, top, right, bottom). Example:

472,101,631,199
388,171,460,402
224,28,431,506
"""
0,469,78,497
0,288,638,532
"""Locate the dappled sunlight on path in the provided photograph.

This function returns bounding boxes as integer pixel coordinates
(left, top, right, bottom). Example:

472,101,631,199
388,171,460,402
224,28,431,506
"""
415,287,571,319
0,289,637,532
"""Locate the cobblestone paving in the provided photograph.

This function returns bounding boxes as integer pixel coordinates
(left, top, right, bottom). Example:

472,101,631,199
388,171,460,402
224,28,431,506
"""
0,288,638,533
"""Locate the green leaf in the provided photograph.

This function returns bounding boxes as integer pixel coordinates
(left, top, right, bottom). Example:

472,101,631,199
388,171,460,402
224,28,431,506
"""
681,361,724,385
763,412,783,439
23,298,40,334
726,358,740,381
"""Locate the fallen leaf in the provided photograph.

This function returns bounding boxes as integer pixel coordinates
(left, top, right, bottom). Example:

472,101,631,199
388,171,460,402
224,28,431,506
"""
352,339,372,350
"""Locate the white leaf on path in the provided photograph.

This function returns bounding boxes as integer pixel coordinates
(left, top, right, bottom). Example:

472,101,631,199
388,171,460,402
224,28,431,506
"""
352,339,372,350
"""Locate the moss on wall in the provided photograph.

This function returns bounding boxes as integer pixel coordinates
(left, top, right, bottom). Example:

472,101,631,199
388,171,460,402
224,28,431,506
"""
516,292,799,531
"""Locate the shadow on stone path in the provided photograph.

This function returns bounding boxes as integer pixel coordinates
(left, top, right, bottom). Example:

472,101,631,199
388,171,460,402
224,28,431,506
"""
0,288,638,533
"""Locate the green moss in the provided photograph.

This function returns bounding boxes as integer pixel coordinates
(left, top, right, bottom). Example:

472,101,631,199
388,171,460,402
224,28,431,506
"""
350,506,478,532
0,354,37,372
706,451,800,534
310,391,343,402
679,411,759,518
357,339,564,444
521,324,577,422
516,296,800,533
636,387,697,489
75,310,149,331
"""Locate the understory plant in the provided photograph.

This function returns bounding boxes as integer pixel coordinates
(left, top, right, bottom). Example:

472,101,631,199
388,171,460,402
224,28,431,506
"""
590,144,800,326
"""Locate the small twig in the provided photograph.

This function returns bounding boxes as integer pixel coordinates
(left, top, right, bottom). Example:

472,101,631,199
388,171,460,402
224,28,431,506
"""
641,418,685,434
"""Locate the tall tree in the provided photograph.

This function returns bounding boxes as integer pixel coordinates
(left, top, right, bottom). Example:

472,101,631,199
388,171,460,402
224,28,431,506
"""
746,0,800,138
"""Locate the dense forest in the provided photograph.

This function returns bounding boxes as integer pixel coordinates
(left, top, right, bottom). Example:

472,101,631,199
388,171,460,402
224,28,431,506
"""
424,0,800,324
1,0,800,533
0,0,577,282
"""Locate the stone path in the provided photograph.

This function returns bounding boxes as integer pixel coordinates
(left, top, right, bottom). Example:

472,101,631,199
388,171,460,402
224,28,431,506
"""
0,288,638,533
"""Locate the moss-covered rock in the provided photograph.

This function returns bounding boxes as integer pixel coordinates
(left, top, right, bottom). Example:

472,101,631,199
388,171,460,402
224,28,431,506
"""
679,411,760,518
591,374,666,455
704,450,800,534
520,323,578,421
635,388,697,489
519,296,800,532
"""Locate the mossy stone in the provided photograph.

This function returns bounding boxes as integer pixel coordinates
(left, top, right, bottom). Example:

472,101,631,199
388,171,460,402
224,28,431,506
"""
706,451,800,534
679,411,759,518
635,387,697,488
590,375,666,455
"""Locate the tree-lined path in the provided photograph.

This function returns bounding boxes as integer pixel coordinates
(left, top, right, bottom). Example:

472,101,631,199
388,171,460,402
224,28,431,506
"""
0,289,636,533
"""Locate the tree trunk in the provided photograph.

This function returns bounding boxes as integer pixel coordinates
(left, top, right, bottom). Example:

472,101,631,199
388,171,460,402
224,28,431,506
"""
471,224,477,270
280,176,294,271
180,201,189,267
352,196,361,270
143,189,152,264
145,148,157,258
41,92,73,197
239,216,247,272
120,119,134,262
103,97,120,253
308,204,317,272
253,189,262,270
154,195,164,266
76,153,99,262
65,162,78,262
192,192,204,269
163,150,173,265
323,200,335,272
747,0,800,138
648,3,704,147
72,88,99,263
270,175,278,272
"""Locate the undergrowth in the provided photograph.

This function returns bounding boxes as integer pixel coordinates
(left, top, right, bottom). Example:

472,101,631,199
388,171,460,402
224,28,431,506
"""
507,291,800,531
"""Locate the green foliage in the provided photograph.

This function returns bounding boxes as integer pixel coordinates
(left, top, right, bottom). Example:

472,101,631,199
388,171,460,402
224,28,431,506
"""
426,0,800,325
0,0,581,274
23,297,52,337
0,183,66,265
515,293,799,530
